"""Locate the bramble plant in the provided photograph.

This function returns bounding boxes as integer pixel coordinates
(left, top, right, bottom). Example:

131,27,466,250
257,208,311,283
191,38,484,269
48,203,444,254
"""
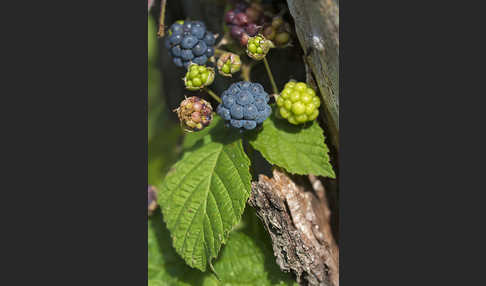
149,1,337,285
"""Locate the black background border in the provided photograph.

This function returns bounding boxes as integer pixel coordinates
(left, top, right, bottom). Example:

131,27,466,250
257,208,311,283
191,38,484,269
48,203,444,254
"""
2,0,483,285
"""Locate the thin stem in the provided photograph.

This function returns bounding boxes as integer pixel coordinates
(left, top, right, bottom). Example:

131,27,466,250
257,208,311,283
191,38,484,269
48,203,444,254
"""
241,64,251,81
263,57,278,94
214,48,226,56
204,88,222,103
157,0,167,37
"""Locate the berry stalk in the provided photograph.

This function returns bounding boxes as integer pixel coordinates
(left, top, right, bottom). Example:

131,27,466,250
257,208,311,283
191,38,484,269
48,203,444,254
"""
214,48,227,56
204,88,222,103
157,0,167,37
263,57,278,95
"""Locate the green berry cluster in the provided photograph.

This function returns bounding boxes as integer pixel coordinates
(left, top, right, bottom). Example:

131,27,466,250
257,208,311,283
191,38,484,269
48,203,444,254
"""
216,52,241,77
184,64,215,91
246,35,273,60
276,81,320,125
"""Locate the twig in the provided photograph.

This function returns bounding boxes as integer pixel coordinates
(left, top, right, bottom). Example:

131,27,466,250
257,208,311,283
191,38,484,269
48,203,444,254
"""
157,0,167,37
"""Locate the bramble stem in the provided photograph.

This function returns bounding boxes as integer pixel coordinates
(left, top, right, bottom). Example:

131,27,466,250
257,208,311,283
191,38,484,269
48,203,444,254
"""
214,48,226,56
156,0,167,37
204,88,222,103
263,57,278,94
241,64,251,81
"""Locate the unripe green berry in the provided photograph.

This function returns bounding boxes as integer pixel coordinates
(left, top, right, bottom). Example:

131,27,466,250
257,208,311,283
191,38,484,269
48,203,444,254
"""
277,81,321,125
274,32,290,46
184,64,215,91
216,52,241,77
246,34,274,61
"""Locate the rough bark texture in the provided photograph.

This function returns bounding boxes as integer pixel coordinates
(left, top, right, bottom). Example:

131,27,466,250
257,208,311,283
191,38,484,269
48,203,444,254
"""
287,0,339,148
249,169,339,286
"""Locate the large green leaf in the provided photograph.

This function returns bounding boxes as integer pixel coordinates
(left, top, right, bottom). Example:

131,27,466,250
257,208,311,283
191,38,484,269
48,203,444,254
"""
248,109,336,178
158,119,252,271
148,209,297,286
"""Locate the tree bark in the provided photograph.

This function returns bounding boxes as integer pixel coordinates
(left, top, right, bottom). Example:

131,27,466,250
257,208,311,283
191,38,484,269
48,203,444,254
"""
286,0,339,149
249,169,339,286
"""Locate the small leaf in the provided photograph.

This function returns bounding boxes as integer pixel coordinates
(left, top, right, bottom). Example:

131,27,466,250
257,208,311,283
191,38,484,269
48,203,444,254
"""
248,109,336,178
158,120,252,271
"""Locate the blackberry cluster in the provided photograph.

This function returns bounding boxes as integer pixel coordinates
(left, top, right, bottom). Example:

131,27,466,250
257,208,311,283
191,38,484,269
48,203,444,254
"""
276,81,320,125
225,1,290,46
217,81,272,131
164,20,216,69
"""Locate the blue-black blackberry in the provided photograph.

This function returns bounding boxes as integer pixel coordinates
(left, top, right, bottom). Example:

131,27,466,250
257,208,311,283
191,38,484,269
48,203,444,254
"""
166,21,216,69
217,81,272,131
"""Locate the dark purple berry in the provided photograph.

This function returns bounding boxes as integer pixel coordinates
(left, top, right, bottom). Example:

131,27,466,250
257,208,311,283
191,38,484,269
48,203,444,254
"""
234,13,248,26
246,23,260,36
225,10,236,24
239,33,249,46
231,26,244,38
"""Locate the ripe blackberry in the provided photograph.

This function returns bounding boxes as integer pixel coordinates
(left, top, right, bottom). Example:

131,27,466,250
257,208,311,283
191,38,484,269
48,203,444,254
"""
276,81,320,124
165,20,217,69
217,81,272,131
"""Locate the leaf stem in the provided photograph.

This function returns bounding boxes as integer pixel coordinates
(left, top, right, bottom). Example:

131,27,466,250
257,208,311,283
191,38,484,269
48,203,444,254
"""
263,57,278,95
204,88,222,104
156,0,167,37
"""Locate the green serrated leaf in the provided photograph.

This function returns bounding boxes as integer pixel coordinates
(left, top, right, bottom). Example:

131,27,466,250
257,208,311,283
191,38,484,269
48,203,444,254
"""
148,209,297,286
248,109,336,178
158,121,252,271
182,116,222,153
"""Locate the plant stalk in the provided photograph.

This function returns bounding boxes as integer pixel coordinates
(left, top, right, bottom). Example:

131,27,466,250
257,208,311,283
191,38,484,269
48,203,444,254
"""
204,88,222,103
157,0,167,37
263,57,278,95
